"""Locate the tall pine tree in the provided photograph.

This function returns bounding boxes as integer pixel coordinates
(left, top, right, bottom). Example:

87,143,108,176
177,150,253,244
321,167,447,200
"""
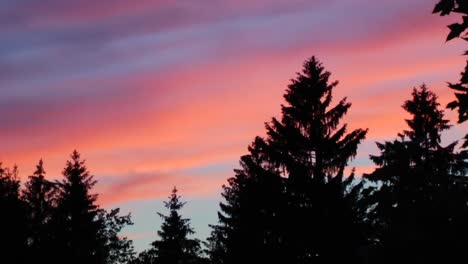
210,56,368,264
0,163,28,264
213,147,286,264
364,85,467,263
51,150,105,264
22,159,57,263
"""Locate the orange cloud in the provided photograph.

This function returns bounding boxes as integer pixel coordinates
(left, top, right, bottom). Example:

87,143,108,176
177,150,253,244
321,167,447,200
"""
97,171,226,206
2,3,465,205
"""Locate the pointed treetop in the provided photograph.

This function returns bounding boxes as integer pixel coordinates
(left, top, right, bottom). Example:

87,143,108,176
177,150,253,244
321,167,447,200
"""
164,186,186,211
261,56,367,178
71,150,83,164
10,163,19,182
33,159,46,177
283,56,339,119
402,84,451,148
62,150,93,182
65,150,85,170
60,150,98,206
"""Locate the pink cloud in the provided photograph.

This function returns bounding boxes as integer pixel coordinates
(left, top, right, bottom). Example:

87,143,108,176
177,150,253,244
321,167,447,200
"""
97,171,226,206
1,0,466,210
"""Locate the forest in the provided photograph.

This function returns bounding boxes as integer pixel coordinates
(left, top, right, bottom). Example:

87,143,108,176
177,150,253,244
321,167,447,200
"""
1,1,467,264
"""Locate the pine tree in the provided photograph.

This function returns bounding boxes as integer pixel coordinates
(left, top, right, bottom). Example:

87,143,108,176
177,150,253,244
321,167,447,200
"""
149,187,202,264
212,148,286,264
267,56,368,263
364,85,467,263
210,56,368,264
22,159,57,262
0,163,28,264
51,150,105,264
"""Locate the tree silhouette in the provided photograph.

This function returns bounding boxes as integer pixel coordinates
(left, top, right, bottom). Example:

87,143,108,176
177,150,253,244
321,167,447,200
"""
210,56,368,264
433,0,468,146
133,249,157,264
364,85,467,263
267,56,368,263
433,0,467,41
204,225,225,264
0,163,28,264
50,150,105,264
0,153,135,264
22,159,57,263
98,208,136,264
210,149,287,264
140,187,202,264
51,150,136,264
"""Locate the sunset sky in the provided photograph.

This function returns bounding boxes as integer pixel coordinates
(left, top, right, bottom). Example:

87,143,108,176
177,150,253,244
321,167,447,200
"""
1,0,467,251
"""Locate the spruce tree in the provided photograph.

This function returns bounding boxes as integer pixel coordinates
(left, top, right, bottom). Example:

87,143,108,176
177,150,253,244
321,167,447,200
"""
51,150,105,264
0,163,28,264
212,148,286,264
210,56,368,264
22,159,57,262
149,187,202,264
204,225,226,264
266,56,368,263
364,85,467,263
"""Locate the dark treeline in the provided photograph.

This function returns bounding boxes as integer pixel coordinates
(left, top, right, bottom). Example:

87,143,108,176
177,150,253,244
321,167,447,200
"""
0,152,135,264
1,1,467,263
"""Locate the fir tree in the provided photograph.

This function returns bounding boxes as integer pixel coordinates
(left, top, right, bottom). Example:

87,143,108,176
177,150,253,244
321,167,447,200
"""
22,159,57,262
51,150,105,264
364,85,467,263
149,187,202,264
213,148,286,264
204,225,226,264
265,56,368,263
0,163,28,264
51,150,136,264
210,56,368,264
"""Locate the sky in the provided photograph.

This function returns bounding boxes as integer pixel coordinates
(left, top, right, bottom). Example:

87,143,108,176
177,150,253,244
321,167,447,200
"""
1,0,467,252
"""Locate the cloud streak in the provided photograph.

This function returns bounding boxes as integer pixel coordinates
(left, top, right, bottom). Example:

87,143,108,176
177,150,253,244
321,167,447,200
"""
1,0,467,250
